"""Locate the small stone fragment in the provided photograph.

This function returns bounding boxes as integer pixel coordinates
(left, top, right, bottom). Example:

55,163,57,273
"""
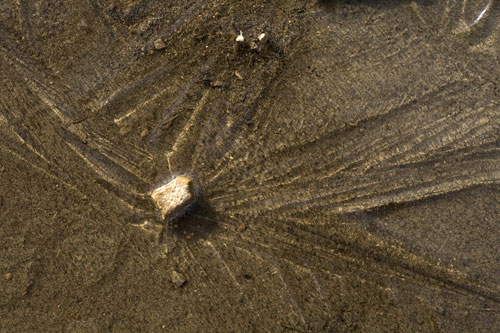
154,38,167,50
234,71,243,80
4,272,12,281
134,17,158,36
257,32,266,41
77,19,89,30
235,31,244,42
211,80,225,88
151,176,195,219
185,232,195,240
171,270,187,288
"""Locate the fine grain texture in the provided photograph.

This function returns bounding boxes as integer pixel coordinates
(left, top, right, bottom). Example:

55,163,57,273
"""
1,0,499,331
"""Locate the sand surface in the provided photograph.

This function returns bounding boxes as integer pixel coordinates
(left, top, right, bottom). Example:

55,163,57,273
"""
1,0,500,331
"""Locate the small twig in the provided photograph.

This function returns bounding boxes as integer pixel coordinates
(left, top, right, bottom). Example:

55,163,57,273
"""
68,115,89,125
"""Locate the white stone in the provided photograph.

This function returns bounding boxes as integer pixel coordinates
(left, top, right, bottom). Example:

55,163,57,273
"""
236,31,244,42
151,176,194,219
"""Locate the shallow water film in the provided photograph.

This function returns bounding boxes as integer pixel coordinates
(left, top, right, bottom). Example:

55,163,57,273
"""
1,0,500,331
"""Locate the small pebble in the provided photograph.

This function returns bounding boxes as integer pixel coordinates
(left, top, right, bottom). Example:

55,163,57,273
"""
154,38,167,50
211,80,225,88
5,272,12,281
171,270,187,288
77,19,89,30
234,71,243,80
235,31,244,42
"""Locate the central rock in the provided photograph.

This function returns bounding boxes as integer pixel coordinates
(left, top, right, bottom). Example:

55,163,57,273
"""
151,176,195,219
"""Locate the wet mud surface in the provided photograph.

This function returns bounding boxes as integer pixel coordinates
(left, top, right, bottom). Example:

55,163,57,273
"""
1,0,500,331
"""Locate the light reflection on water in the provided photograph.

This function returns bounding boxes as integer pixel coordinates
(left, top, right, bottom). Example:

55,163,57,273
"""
467,0,494,28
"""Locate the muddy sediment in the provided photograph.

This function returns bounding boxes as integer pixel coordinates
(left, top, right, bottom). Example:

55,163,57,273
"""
1,1,500,331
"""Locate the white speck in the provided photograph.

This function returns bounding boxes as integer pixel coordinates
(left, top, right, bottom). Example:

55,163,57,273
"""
236,31,244,42
258,33,266,41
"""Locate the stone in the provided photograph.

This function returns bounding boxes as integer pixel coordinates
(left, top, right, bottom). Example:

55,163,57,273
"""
235,31,244,42
211,80,225,88
171,270,187,288
154,38,167,50
151,176,195,219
